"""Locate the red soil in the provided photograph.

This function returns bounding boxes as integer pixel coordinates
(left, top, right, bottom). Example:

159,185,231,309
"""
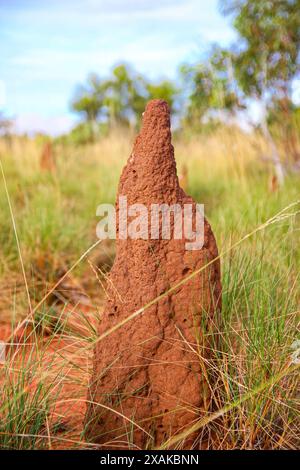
0,309,97,450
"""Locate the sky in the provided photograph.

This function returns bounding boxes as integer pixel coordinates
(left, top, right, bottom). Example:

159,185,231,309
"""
0,0,237,135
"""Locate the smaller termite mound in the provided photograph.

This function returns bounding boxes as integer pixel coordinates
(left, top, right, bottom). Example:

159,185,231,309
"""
40,141,56,173
178,163,188,191
85,100,221,449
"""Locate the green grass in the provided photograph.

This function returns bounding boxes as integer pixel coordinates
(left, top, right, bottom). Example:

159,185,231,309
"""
0,341,55,450
0,127,299,449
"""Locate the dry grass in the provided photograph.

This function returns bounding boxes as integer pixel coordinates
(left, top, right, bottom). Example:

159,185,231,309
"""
0,126,299,449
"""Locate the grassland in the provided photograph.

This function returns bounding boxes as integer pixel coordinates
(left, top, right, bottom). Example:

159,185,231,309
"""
0,127,299,449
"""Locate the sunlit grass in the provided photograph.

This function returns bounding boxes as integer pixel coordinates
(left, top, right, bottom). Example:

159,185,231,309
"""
0,127,299,449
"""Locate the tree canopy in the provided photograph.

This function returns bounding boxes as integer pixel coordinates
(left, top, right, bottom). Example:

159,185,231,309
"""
221,0,300,103
70,64,177,131
70,0,299,149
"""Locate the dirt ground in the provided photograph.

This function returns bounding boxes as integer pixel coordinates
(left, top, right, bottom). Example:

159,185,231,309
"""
0,306,100,450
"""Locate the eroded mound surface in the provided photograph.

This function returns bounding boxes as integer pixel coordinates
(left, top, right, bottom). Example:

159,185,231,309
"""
85,100,221,449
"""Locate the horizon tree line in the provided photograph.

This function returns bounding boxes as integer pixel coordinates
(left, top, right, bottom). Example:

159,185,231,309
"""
1,0,299,180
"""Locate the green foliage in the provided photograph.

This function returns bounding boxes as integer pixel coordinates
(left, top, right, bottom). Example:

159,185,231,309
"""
219,0,300,162
71,73,106,122
69,2,299,143
146,80,178,113
102,64,147,127
181,45,244,128
70,64,178,135
181,1,300,132
221,0,300,101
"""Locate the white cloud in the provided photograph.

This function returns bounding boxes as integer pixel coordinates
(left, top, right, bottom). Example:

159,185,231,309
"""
9,32,195,82
16,0,218,25
14,113,74,136
86,0,183,14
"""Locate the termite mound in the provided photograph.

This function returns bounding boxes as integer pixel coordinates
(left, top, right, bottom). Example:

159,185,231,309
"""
85,99,221,449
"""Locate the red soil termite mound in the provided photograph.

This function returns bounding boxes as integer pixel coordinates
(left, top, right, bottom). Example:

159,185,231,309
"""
85,100,221,449
40,141,56,173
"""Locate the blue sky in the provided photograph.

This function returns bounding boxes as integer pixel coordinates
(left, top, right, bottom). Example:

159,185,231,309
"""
0,0,236,134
